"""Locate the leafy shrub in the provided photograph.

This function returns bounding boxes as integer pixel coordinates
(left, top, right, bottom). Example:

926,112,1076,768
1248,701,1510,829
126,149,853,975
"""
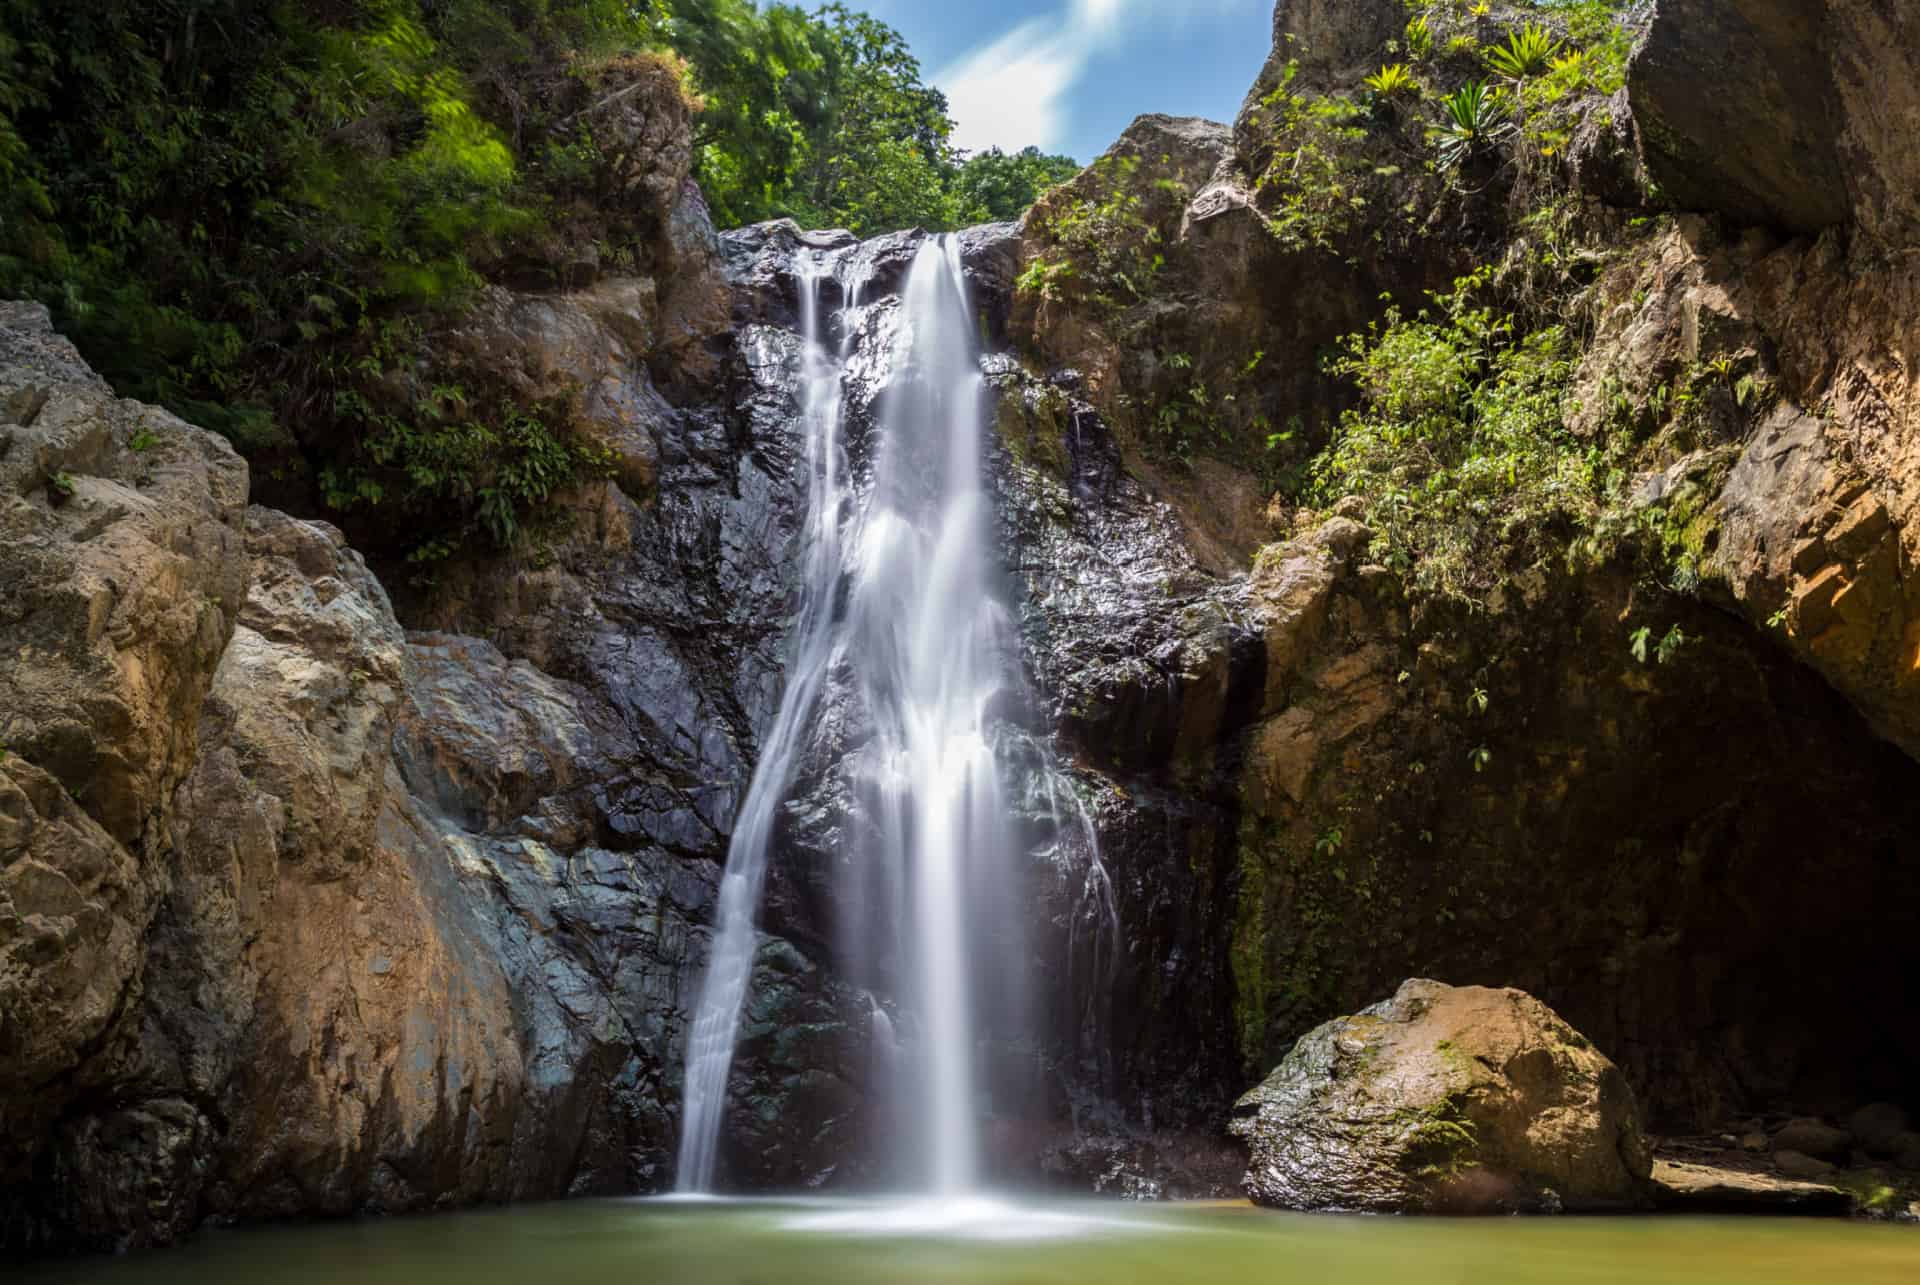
1020,154,1176,311
1243,63,1374,252
1308,271,1613,604
0,0,1065,565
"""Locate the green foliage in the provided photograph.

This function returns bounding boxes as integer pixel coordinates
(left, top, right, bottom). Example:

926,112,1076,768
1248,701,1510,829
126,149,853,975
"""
1015,255,1075,303
1309,270,1615,604
1629,623,1689,666
1364,63,1420,99
1484,23,1560,79
1143,347,1270,462
1246,64,1374,253
1405,16,1436,60
0,0,668,559
321,382,609,557
1435,80,1514,171
0,0,1057,563
674,2,1073,236
701,3,963,234
1021,154,1174,312
952,146,1082,223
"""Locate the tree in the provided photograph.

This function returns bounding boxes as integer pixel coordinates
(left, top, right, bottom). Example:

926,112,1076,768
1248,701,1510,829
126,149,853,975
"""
953,146,1084,223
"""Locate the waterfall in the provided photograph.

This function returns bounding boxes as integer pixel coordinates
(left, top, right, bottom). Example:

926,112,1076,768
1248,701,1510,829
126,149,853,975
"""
678,234,1047,1195
846,236,1013,1192
677,255,859,1193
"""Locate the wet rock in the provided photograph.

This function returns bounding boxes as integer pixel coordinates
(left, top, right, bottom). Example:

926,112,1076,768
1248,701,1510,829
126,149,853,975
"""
1230,980,1654,1213
1653,1159,1850,1214
957,220,1024,344
1773,1117,1852,1162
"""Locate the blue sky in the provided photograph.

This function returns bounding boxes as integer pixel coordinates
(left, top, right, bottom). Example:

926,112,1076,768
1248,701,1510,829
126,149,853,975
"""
857,0,1274,163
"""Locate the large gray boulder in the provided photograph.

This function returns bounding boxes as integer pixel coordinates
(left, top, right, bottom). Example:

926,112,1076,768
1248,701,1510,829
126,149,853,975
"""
1230,979,1655,1213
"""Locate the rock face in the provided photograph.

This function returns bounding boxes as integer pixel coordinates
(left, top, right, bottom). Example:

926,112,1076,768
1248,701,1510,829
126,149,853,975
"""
1230,980,1654,1213
1631,0,1920,245
0,237,843,1247
1198,0,1920,1148
0,303,249,1227
1239,0,1405,106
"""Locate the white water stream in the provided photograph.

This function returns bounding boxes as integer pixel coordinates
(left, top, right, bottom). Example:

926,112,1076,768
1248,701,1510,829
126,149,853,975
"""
676,254,860,1192
678,235,1107,1198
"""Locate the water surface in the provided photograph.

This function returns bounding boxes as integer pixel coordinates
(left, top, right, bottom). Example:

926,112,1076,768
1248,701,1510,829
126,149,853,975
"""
20,1196,1920,1284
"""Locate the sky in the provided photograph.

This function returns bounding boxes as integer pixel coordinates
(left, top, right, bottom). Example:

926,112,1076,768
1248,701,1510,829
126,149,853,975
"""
856,0,1274,163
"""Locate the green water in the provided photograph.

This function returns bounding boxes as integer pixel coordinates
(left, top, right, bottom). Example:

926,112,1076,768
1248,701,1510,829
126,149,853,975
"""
19,1196,1920,1284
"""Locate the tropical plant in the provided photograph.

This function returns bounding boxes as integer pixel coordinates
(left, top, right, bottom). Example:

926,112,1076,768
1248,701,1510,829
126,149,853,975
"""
1404,16,1435,60
1485,23,1561,79
1435,80,1514,170
1364,63,1419,99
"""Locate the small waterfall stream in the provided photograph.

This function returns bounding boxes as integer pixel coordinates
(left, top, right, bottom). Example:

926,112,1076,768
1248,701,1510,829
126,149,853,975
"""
678,233,1104,1196
676,255,863,1192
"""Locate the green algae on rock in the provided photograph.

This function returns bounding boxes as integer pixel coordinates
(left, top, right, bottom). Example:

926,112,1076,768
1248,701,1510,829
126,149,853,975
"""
1230,979,1654,1213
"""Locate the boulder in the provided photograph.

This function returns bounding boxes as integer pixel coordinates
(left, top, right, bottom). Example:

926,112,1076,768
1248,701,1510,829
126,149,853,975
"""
1846,1103,1912,1158
1229,979,1653,1213
1772,1116,1851,1161
1774,1149,1837,1180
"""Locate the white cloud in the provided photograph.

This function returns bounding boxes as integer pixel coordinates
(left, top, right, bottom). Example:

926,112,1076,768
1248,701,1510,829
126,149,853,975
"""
935,0,1253,155
937,18,1086,155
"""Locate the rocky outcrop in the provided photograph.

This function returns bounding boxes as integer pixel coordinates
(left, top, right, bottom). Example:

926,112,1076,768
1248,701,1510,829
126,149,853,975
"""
1570,216,1920,762
1631,0,1920,246
1653,1159,1852,1215
1239,0,1406,107
1231,980,1654,1213
1119,0,1920,1155
0,303,249,1226
0,244,861,1248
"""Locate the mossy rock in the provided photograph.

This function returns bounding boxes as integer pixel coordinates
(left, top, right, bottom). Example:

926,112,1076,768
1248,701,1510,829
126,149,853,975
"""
1228,978,1654,1213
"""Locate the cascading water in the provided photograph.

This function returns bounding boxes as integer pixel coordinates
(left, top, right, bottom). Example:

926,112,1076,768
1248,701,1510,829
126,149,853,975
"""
843,236,1014,1192
678,233,1106,1199
676,256,859,1193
